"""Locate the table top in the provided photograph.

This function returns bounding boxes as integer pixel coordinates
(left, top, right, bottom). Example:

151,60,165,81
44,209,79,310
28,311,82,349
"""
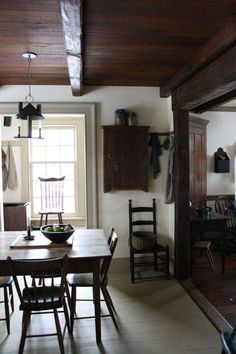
190,211,229,222
0,229,111,261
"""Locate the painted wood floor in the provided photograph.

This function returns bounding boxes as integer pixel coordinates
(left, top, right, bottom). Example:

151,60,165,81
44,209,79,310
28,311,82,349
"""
191,247,236,327
0,272,221,354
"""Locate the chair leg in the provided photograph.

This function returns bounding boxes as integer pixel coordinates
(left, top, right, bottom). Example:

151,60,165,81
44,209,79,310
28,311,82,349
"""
102,285,117,314
101,287,118,329
166,246,170,280
9,283,14,312
63,297,71,334
130,248,135,283
4,287,10,335
70,287,76,334
53,309,65,354
39,214,43,227
154,251,157,271
58,213,63,224
206,249,214,268
19,311,31,354
45,214,48,225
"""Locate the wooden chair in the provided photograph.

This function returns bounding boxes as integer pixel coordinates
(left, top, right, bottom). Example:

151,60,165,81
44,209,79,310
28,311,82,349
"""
215,196,236,252
7,255,70,354
192,240,214,268
129,199,169,283
38,176,65,227
66,231,118,333
0,276,14,334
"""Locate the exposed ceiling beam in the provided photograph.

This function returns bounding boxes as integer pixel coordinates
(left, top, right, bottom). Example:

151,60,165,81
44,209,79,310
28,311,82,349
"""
58,0,83,96
160,16,236,98
172,45,236,111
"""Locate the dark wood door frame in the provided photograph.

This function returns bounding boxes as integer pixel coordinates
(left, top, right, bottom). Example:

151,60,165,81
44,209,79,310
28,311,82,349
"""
160,17,236,279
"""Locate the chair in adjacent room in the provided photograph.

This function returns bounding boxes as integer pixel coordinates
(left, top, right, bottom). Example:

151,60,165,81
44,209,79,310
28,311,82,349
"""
66,231,118,333
0,276,14,335
129,198,170,283
215,196,236,252
7,255,70,354
38,176,65,227
192,240,215,269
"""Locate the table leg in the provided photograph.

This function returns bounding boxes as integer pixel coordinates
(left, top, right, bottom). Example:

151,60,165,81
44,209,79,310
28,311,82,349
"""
93,259,101,343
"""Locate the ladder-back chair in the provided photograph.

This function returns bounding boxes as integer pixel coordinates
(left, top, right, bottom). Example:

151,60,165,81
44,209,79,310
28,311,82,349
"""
129,199,169,283
38,176,65,227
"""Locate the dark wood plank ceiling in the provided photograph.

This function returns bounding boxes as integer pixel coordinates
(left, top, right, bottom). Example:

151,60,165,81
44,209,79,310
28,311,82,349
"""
0,0,236,92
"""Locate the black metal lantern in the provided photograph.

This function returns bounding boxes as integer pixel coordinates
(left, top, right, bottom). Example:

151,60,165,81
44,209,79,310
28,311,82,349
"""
14,52,45,139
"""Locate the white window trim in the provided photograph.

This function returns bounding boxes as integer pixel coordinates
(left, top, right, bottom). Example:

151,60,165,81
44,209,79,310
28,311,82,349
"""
0,102,97,228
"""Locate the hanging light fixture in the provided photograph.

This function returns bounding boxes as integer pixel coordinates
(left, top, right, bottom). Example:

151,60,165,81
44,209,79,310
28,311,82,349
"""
14,52,45,139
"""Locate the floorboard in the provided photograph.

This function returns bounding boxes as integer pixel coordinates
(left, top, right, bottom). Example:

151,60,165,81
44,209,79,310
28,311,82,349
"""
190,247,236,328
0,272,221,354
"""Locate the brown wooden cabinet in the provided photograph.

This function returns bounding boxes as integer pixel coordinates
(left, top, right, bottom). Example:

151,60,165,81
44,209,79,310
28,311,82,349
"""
3,203,27,231
102,125,150,192
189,116,209,208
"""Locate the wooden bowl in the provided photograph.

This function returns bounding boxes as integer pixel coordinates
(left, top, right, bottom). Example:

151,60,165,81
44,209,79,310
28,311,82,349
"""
40,224,75,243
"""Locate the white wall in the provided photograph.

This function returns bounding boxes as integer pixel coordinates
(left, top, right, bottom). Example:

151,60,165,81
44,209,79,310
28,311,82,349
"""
200,111,236,195
0,85,174,259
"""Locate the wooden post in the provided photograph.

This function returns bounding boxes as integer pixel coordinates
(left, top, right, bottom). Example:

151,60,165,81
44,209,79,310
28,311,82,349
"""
173,108,191,279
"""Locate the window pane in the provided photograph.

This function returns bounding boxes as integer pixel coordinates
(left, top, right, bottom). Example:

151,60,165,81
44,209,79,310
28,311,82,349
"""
31,146,46,162
61,163,74,180
32,180,40,198
46,164,61,178
32,164,46,180
46,129,60,145
33,198,41,214
64,180,75,197
60,129,74,144
60,146,74,161
46,146,60,161
64,197,75,213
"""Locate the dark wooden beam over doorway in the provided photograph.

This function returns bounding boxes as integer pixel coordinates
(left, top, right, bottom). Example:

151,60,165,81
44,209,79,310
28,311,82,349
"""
58,0,83,96
160,16,236,98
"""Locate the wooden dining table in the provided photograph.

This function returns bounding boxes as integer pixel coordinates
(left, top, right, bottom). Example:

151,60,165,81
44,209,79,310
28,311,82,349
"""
0,228,111,344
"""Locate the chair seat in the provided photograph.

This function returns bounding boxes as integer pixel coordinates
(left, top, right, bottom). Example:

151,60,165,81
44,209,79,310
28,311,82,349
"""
0,276,12,287
67,273,107,287
21,286,62,311
133,243,168,253
38,209,64,215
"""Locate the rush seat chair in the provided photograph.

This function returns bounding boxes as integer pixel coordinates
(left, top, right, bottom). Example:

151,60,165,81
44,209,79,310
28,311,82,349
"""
129,199,169,283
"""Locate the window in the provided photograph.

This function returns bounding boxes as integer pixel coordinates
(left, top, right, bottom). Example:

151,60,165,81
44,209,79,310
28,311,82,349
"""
28,115,86,226
0,102,97,229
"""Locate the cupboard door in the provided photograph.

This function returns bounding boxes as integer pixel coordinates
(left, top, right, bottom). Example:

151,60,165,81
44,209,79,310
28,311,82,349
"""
103,126,149,192
189,116,209,207
3,203,27,231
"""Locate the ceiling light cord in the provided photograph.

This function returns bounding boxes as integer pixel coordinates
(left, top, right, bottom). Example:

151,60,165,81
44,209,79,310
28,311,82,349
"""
25,54,34,103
